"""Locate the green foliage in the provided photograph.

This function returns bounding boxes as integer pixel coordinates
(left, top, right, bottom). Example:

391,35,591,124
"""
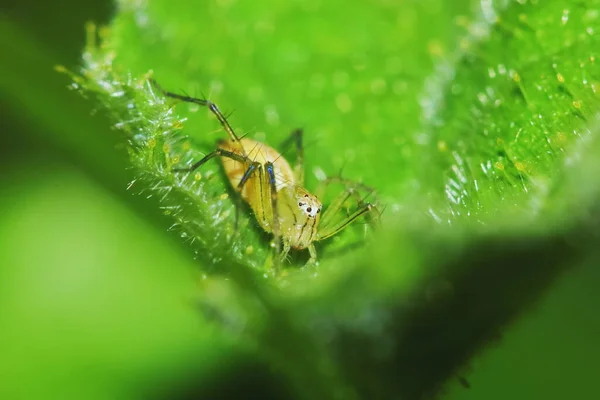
3,0,600,398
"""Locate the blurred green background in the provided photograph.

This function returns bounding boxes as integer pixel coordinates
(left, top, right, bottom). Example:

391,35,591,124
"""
1,0,600,399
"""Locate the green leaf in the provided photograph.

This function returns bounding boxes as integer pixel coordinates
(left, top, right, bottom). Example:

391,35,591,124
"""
68,0,488,270
21,0,600,398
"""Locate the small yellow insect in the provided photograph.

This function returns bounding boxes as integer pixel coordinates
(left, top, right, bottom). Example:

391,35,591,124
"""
151,79,378,266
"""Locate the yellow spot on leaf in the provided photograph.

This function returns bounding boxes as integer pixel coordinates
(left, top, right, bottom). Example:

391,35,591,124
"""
514,161,526,172
220,193,229,200
209,56,225,74
459,38,471,51
437,141,447,152
556,73,565,83
427,40,445,57
98,25,111,40
194,172,202,181
455,16,469,28
494,162,505,171
143,70,154,81
552,132,567,148
370,79,387,95
572,100,582,109
335,93,353,113
85,22,96,48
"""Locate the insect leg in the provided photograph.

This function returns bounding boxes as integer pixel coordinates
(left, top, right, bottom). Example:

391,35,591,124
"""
265,162,282,269
150,79,244,150
174,148,255,231
314,175,375,202
316,181,381,241
307,244,317,265
280,243,292,263
321,176,375,193
316,201,377,242
278,128,304,185
231,160,261,230
172,148,250,173
315,176,381,230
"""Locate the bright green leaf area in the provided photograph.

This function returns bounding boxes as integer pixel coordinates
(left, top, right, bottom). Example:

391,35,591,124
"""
3,0,600,399
78,0,600,269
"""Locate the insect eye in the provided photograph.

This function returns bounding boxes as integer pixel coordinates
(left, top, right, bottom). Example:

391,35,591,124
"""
304,194,309,198
307,207,312,213
298,202,304,206
317,208,321,213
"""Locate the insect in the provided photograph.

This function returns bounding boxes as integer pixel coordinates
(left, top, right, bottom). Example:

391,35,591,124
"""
151,79,378,266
